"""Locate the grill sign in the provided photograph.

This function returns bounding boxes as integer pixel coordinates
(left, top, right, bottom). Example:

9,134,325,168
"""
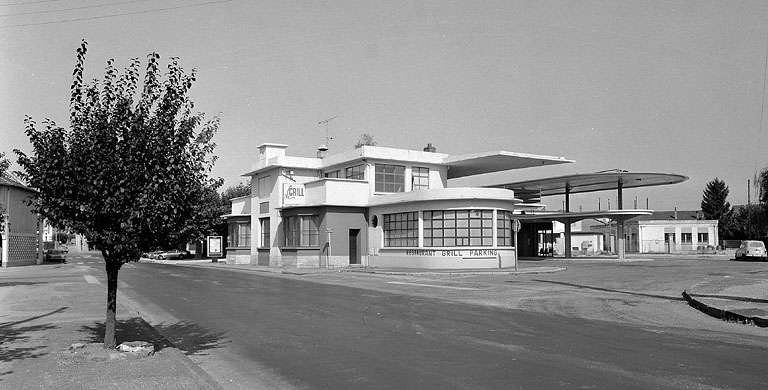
283,184,306,205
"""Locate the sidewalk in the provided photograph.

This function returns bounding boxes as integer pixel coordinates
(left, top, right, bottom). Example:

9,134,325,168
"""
0,263,221,390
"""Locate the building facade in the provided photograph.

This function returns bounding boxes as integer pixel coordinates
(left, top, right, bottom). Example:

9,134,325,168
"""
1,173,42,267
589,210,718,254
225,143,572,269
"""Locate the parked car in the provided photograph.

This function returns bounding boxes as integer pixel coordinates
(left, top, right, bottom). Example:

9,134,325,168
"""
734,240,767,261
155,249,190,260
143,250,163,259
45,245,68,262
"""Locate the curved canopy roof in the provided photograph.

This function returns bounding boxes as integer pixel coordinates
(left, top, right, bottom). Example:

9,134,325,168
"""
445,151,574,179
488,170,688,203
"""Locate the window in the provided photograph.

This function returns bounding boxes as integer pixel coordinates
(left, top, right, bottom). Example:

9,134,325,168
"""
424,210,493,247
260,218,270,248
412,167,429,191
375,164,405,192
228,222,251,248
697,232,708,243
257,176,271,198
345,165,365,180
324,170,340,178
284,215,319,247
681,233,692,243
497,210,512,247
383,212,418,247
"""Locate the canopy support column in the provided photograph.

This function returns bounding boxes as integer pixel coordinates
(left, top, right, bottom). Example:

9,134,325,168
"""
616,179,625,260
564,184,572,259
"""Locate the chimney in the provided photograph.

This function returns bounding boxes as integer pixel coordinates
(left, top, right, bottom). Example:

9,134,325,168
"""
423,143,436,152
674,207,677,220
317,145,328,159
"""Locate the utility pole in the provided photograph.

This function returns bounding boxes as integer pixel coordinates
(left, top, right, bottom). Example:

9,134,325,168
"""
748,179,751,239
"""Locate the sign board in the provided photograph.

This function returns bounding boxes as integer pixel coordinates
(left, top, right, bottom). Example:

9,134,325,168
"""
282,183,306,206
207,236,223,258
512,219,522,233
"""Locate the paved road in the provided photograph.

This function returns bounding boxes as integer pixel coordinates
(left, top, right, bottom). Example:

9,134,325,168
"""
66,254,768,390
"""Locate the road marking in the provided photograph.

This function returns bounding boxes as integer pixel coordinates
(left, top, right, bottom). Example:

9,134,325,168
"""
387,281,478,290
84,275,100,284
77,262,84,264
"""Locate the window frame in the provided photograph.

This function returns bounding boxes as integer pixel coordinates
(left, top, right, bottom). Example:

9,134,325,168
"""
259,218,270,248
257,175,271,199
375,163,405,193
383,211,418,247
228,221,251,248
283,215,320,247
345,164,365,180
424,209,493,247
412,166,429,191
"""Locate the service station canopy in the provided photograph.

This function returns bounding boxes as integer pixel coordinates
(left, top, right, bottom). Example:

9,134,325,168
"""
486,170,689,259
486,170,689,204
445,151,574,180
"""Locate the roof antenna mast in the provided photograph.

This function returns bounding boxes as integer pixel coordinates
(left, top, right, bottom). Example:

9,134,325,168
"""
318,115,338,149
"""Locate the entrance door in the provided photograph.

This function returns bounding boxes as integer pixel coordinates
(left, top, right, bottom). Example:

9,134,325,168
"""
349,229,360,264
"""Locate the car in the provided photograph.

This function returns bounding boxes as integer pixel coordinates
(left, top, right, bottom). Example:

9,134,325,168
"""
143,250,163,259
734,240,767,261
155,249,190,260
45,245,68,262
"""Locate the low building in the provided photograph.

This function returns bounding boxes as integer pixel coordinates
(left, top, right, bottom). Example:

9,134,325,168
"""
225,143,574,269
589,210,718,254
1,173,43,267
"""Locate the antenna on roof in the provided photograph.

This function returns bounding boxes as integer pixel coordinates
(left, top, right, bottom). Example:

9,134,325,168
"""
318,115,338,148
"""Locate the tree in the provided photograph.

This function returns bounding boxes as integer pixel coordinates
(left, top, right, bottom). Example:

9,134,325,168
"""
0,152,8,177
701,178,734,239
0,152,8,231
759,168,768,204
221,181,251,204
354,133,377,148
15,40,221,348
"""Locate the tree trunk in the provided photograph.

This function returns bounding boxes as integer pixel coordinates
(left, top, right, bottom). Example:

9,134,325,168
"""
104,260,120,349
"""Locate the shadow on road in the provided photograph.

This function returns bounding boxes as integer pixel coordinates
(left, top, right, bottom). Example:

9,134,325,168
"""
80,318,229,355
0,307,65,362
527,279,686,301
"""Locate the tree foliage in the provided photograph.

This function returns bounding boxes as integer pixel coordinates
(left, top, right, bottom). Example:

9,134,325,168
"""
759,167,768,206
0,152,8,177
0,151,8,229
701,177,735,239
14,40,221,347
354,133,377,148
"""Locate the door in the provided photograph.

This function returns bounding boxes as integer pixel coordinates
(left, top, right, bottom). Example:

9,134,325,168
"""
349,229,360,264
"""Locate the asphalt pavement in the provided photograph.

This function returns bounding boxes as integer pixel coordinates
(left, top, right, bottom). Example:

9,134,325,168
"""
1,253,766,389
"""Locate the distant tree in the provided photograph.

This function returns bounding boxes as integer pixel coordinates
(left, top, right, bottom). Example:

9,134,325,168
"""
0,152,8,177
730,204,767,241
701,178,734,239
15,40,221,348
0,152,8,230
221,181,251,204
759,167,768,207
355,133,377,148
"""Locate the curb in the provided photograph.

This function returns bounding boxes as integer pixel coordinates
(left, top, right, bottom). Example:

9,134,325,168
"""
682,290,768,328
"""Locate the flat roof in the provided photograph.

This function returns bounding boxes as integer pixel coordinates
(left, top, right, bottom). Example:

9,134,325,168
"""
445,151,574,179
487,170,688,202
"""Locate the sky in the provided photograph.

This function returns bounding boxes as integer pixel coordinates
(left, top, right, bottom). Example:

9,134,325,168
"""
2,0,768,212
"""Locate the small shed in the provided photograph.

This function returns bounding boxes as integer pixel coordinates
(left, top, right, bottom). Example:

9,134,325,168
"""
1,173,43,267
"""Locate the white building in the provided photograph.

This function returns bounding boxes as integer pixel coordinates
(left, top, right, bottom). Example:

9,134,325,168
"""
224,143,573,269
